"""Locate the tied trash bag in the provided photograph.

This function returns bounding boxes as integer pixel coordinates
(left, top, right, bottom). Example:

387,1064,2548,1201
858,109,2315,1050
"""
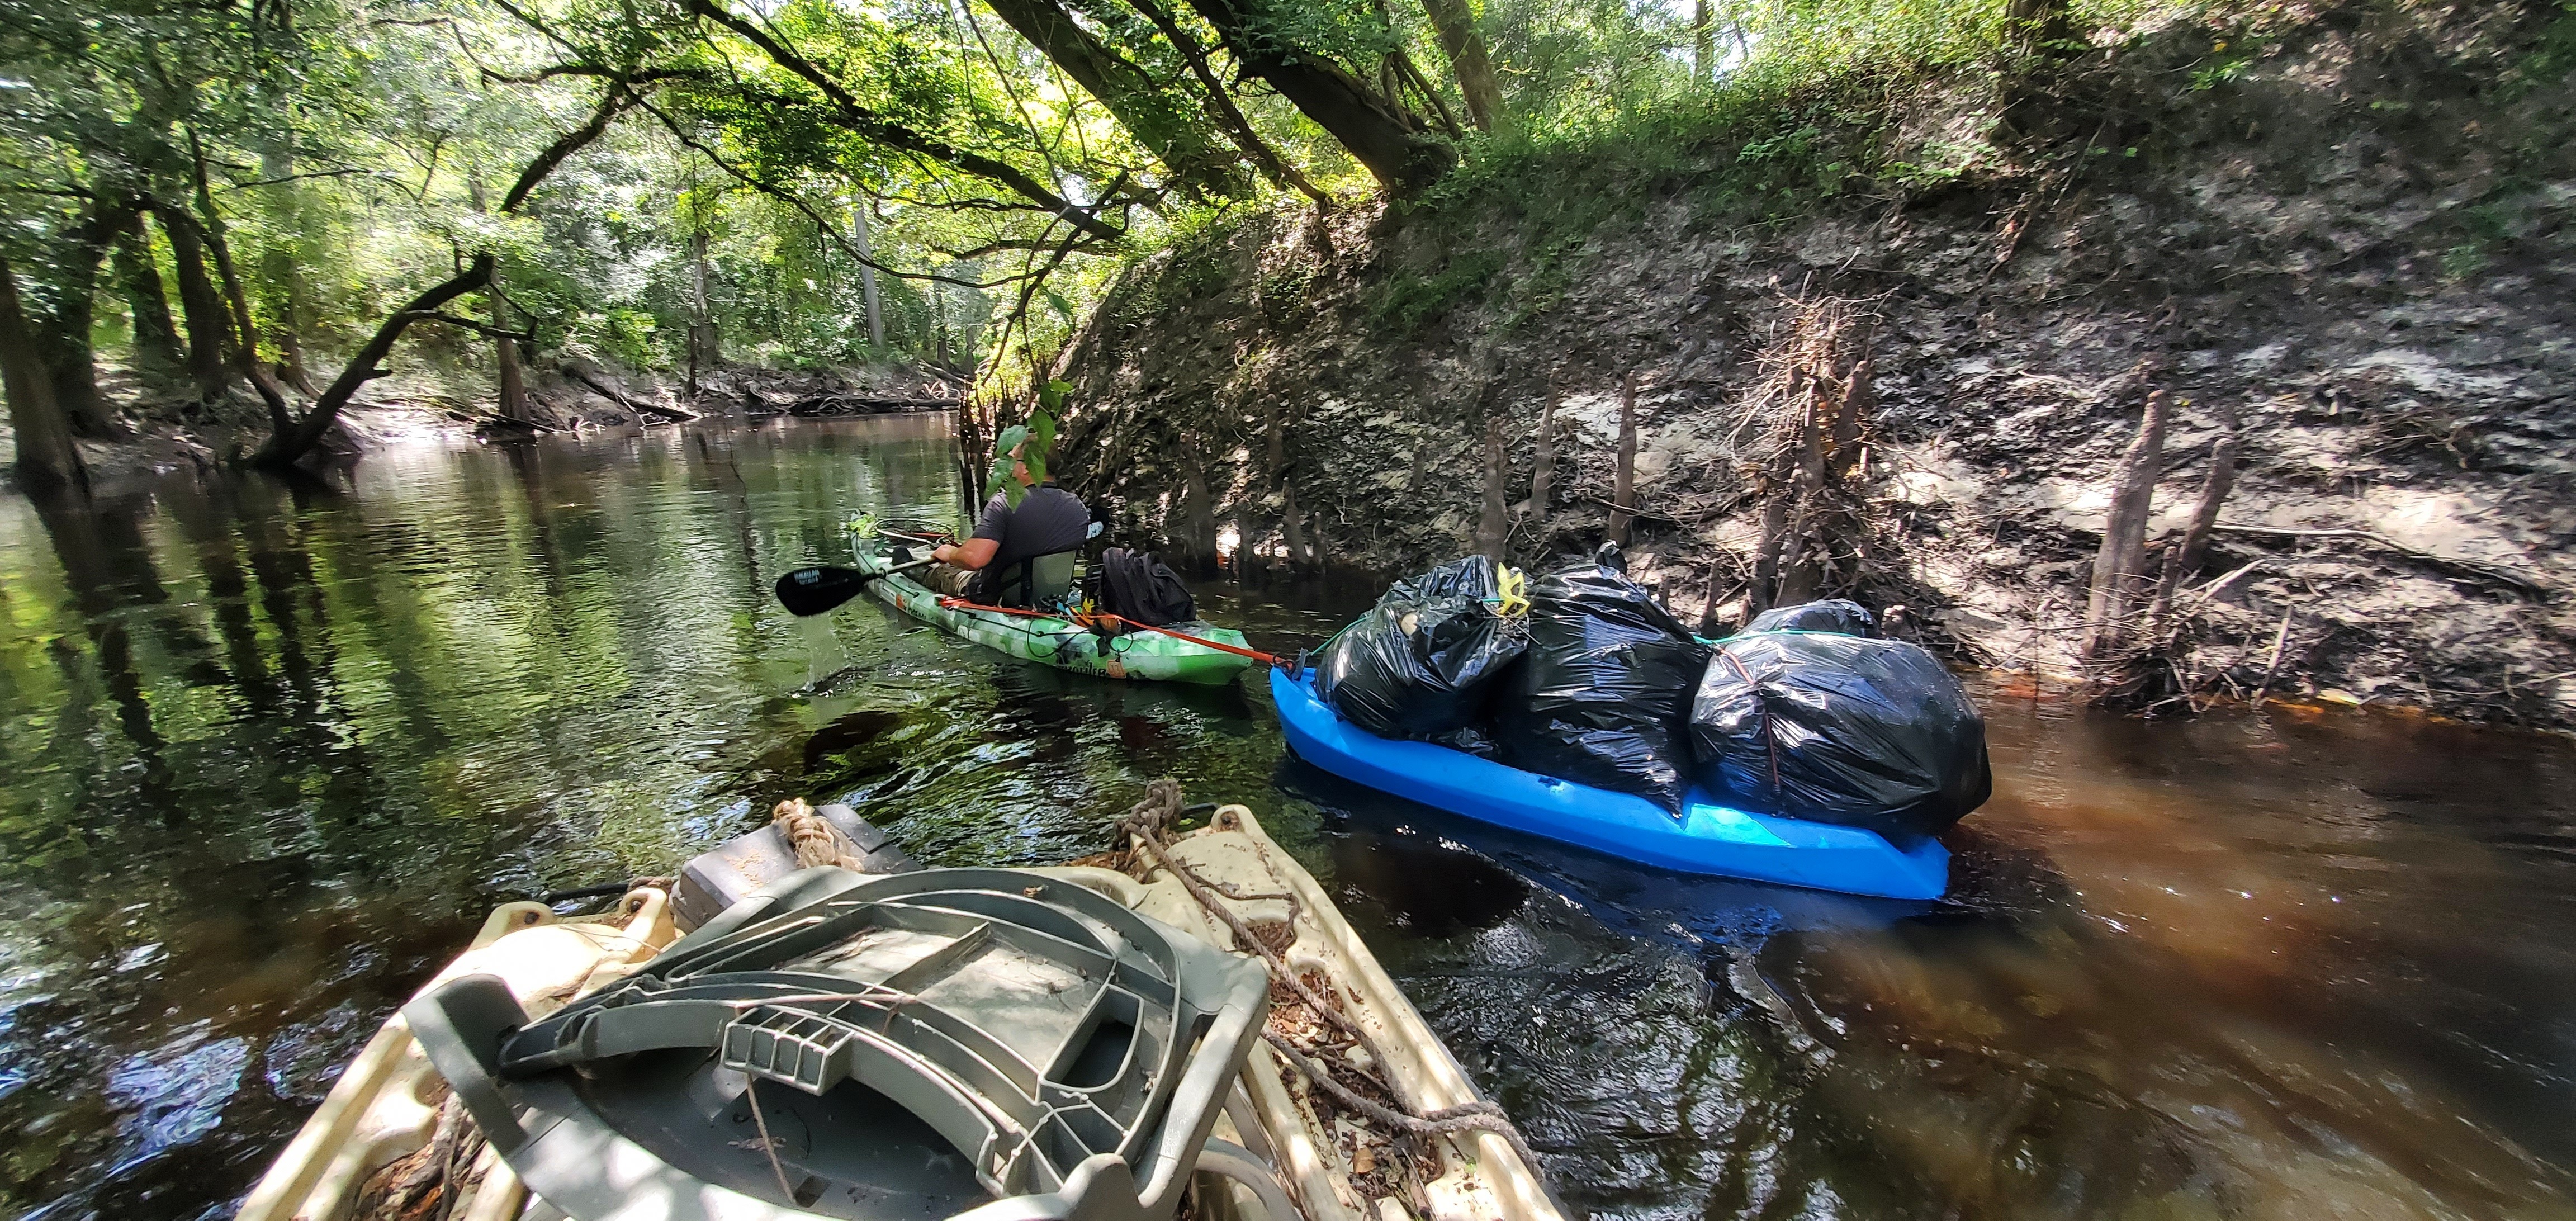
1690,630,1991,841
1745,598,1875,636
1385,555,1502,603
1318,559,1524,742
1492,561,1712,813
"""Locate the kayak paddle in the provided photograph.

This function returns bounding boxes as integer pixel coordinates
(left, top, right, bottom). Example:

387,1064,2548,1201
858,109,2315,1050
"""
774,556,939,617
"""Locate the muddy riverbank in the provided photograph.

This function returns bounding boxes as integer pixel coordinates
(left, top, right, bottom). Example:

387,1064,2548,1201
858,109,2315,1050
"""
1054,3,2576,729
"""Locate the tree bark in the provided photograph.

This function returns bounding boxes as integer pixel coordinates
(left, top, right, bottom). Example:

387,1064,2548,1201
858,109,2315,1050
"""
1775,382,1830,605
1,254,88,494
113,214,186,378
174,202,295,437
1176,450,1219,575
851,204,883,349
1829,357,1872,480
1746,370,1803,612
30,204,131,439
2144,401,2242,631
1606,369,1639,547
1419,0,1505,132
2082,389,2170,657
1692,0,1713,81
1182,0,1456,193
979,0,1251,197
494,282,529,423
1518,391,1556,515
1476,410,1508,562
159,205,234,403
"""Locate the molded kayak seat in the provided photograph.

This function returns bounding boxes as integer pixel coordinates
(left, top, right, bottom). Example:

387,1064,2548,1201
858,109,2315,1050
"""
1271,669,1949,900
405,867,1271,1221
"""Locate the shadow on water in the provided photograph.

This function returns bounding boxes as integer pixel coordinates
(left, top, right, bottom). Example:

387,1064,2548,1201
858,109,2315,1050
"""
3,415,2575,1220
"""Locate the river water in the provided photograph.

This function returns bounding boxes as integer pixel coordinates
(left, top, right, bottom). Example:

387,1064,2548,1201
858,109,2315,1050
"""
2,416,2571,1220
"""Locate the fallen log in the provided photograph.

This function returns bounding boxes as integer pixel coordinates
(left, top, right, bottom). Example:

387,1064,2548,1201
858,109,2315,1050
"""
570,367,697,422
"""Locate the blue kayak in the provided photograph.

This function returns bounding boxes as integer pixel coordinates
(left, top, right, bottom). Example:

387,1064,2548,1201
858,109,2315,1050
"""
1270,669,1950,900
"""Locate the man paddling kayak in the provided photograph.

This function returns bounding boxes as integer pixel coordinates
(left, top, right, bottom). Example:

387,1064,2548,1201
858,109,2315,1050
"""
922,439,1090,605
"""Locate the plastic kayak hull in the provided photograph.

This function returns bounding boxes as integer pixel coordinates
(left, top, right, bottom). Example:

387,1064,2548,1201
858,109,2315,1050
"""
850,543,1253,685
1271,669,1950,900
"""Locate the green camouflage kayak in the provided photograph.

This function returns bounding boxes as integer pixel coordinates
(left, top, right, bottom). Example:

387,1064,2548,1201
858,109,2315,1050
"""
846,533,1256,685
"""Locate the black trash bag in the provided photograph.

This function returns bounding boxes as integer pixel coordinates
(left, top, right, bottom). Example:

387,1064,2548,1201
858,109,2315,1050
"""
1317,596,1526,740
1745,598,1876,637
1385,554,1502,604
1491,562,1712,813
1689,632,1991,841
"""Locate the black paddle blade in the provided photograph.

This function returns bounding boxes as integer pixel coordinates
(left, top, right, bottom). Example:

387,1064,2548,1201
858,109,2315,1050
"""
774,565,873,617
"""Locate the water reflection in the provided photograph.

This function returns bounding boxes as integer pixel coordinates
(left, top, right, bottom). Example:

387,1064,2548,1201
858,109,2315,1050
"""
0,417,2572,1220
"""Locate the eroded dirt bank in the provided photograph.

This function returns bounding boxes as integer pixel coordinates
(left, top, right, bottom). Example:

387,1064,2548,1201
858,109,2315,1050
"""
1057,4,2576,727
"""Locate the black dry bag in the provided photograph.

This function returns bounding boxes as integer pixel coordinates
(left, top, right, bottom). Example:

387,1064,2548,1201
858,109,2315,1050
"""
1491,561,1711,814
1689,631,1991,842
1100,547,1196,626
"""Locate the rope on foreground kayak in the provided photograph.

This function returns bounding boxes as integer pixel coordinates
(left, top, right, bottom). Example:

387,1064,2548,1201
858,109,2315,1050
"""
934,598,1292,669
1116,779,1547,1182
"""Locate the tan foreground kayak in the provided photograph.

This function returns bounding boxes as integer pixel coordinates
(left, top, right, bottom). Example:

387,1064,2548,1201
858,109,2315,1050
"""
239,802,1561,1221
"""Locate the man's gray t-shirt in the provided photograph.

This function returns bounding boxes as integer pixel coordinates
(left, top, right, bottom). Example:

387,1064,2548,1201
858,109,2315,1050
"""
971,484,1090,578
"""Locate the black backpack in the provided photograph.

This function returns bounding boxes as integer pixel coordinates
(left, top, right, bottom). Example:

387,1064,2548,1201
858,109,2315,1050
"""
1098,547,1195,626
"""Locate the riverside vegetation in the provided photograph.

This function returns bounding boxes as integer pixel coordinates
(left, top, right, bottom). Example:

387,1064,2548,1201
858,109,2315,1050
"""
7,0,2575,727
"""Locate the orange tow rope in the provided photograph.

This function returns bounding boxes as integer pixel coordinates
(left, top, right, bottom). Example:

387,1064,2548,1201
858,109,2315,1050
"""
934,598,1291,668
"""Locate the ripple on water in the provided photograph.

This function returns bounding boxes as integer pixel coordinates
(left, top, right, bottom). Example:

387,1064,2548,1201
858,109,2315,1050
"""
3,420,2574,1220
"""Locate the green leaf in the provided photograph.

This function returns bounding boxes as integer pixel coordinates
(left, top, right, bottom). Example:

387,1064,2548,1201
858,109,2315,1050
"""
989,424,1030,506
1026,408,1057,486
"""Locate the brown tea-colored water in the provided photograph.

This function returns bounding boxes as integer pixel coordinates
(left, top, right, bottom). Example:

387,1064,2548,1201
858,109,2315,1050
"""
1,417,2569,1220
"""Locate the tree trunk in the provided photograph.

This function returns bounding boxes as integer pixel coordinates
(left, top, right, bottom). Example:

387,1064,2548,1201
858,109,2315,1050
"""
113,214,186,378
980,0,1252,198
1830,357,1872,480
494,280,529,423
1476,411,1508,562
853,203,884,349
1126,0,1333,205
1692,0,1713,80
160,206,233,403
1746,371,1803,612
1419,0,1505,132
2082,389,2170,657
1183,0,1456,193
689,228,721,378
1,254,88,494
464,174,527,422
1775,384,1829,605
1177,451,1219,575
1606,369,1638,547
30,206,127,439
1518,391,1556,516
255,255,494,468
182,204,295,437
1282,480,1317,569
2144,401,2242,632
